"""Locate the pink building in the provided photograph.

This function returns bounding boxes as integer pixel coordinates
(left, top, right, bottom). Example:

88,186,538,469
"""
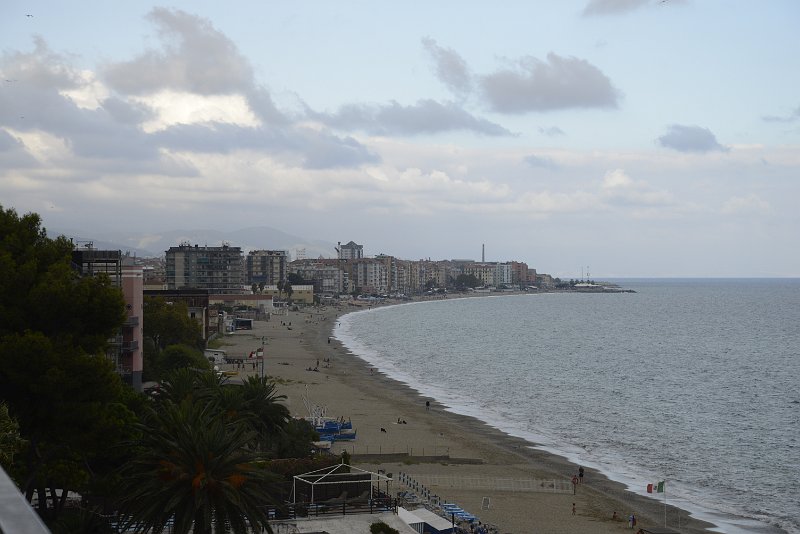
122,261,144,391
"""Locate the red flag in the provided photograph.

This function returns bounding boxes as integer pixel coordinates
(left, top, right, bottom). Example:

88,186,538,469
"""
647,483,654,493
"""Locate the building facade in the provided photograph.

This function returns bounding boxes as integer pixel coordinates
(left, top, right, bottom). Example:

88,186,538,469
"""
245,250,288,286
166,243,244,294
290,259,345,295
337,241,364,260
71,247,144,391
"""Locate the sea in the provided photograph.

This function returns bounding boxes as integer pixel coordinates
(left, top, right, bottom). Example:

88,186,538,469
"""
333,279,800,534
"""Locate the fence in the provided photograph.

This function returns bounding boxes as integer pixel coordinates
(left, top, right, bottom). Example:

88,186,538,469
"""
398,472,574,494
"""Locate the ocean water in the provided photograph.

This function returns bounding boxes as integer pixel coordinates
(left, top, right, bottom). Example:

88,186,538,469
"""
333,279,800,534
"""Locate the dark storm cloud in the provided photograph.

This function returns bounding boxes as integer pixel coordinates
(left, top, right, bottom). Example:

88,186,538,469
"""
421,37,473,97
312,99,513,137
479,53,620,113
657,124,728,153
583,0,651,16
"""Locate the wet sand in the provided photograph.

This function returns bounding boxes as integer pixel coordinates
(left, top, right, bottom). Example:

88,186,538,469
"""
218,303,715,534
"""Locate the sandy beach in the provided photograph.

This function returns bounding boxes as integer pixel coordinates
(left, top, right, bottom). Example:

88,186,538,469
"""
217,302,715,534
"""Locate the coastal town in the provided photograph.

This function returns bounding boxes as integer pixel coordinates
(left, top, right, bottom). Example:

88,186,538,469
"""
5,211,697,534
150,240,558,299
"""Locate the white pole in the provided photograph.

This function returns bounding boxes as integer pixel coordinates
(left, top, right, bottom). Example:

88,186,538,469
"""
664,480,667,527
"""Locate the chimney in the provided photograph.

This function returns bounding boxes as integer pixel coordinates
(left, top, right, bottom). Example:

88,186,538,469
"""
482,244,485,262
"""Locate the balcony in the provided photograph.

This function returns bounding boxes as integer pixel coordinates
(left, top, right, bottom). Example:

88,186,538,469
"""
120,340,139,352
123,315,139,327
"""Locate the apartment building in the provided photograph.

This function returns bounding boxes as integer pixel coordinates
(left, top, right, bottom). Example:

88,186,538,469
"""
290,259,345,295
71,247,144,391
166,243,243,294
337,241,364,260
351,259,388,294
245,250,287,286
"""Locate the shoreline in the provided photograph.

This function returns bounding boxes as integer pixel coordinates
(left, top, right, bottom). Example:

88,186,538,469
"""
220,300,719,533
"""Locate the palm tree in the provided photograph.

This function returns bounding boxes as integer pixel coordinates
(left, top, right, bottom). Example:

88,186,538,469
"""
237,376,290,453
150,367,220,405
276,281,284,301
116,400,280,534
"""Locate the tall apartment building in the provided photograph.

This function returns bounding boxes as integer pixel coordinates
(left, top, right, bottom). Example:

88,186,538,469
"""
290,259,345,295
337,241,364,260
245,250,287,286
351,258,388,294
71,247,143,391
165,243,244,294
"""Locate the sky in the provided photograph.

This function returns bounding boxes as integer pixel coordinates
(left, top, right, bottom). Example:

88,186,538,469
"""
2,0,799,278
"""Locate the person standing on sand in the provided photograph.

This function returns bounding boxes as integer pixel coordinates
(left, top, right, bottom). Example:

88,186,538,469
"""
425,400,430,411
572,503,576,515
578,466,584,483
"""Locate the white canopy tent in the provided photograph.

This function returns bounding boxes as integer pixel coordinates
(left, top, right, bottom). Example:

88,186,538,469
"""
291,463,393,504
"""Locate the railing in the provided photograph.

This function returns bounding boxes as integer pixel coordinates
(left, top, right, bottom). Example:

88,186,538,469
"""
266,497,397,520
123,316,139,327
120,340,139,352
0,467,51,533
398,472,573,493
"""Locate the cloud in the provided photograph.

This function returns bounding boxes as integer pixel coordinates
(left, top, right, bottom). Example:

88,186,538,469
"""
479,53,620,113
421,37,473,97
601,168,673,206
0,129,21,151
657,124,728,153
721,194,770,215
101,8,284,124
103,8,252,96
294,129,381,169
539,126,565,137
312,99,513,137
151,121,379,169
582,0,653,16
0,14,375,171
762,105,800,123
524,154,558,170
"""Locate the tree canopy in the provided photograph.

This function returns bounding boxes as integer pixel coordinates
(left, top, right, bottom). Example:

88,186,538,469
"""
0,206,137,521
142,296,206,381
116,368,302,533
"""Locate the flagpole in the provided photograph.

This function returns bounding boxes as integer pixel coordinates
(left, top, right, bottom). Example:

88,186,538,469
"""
664,479,667,527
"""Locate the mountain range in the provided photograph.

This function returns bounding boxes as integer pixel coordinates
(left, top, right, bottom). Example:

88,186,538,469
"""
50,225,337,261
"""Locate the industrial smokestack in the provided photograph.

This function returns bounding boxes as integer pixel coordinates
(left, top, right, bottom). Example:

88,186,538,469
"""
482,243,485,262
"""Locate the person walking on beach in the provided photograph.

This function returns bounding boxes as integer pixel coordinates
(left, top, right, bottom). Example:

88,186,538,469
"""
572,503,576,515
578,466,584,483
425,400,430,411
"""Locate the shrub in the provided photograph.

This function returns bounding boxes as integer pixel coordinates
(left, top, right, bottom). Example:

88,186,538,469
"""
370,521,399,534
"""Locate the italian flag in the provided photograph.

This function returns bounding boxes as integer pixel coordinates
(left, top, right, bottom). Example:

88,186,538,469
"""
647,481,665,493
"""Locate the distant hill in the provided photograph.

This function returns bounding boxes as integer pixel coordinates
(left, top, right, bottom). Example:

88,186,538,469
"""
50,225,337,260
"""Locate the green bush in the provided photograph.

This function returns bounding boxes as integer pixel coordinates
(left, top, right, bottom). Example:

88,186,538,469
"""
370,521,399,534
